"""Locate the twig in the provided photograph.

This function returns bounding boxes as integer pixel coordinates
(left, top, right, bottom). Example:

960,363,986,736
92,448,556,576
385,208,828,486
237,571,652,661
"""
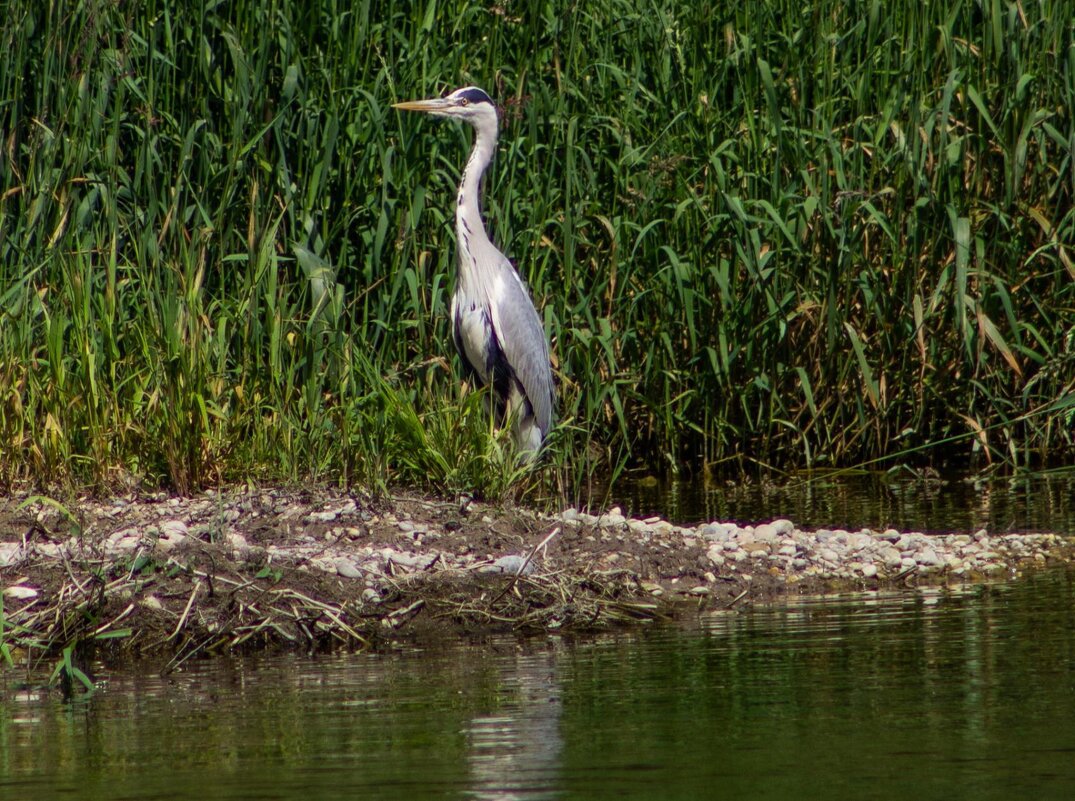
490,527,561,604
93,603,135,636
169,579,201,640
726,589,749,608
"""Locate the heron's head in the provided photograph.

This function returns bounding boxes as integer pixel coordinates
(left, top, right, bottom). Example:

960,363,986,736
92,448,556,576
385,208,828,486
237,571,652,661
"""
393,86,498,129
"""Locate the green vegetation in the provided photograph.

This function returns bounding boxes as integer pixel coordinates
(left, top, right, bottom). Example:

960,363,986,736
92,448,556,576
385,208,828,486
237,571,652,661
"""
1,0,1072,497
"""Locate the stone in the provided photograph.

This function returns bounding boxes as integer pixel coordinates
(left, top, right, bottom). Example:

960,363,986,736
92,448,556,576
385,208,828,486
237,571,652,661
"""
0,543,22,567
335,559,364,579
819,548,839,564
384,550,436,571
3,585,38,601
880,547,902,569
225,532,250,553
916,548,941,566
706,545,727,566
157,519,188,551
485,555,537,575
700,523,732,542
753,523,778,542
848,533,874,551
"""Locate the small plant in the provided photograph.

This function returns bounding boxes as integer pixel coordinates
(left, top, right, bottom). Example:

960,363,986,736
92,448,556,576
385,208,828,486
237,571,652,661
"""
49,644,95,698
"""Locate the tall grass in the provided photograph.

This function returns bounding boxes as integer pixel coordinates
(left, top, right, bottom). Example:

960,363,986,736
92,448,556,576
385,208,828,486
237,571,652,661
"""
1,0,1072,497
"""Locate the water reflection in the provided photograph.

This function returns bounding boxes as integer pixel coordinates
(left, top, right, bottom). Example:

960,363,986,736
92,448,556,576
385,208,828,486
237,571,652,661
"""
615,471,1075,532
465,650,562,800
3,569,1075,799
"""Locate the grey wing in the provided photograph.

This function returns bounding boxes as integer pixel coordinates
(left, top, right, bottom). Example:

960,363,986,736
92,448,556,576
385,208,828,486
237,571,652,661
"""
490,266,555,433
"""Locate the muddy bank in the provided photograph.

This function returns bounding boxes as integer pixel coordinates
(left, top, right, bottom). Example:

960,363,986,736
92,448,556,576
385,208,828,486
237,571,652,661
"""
1,487,1072,668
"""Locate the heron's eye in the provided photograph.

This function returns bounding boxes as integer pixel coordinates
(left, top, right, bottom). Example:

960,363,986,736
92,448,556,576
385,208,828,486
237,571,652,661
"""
460,98,469,106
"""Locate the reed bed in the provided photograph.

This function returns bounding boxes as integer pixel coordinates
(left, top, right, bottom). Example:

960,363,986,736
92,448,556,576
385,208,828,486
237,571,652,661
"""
1,0,1072,496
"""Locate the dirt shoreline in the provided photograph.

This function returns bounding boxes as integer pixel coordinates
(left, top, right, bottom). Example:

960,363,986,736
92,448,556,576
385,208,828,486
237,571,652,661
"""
2,486,1073,671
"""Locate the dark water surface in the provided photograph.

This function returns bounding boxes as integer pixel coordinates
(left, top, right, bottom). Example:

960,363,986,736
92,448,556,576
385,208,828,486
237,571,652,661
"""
4,569,1075,800
613,471,1075,534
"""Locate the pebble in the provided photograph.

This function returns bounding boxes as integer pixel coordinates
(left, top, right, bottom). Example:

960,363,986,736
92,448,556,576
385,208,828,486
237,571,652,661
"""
916,548,941,566
4,489,1067,626
335,559,364,579
483,555,537,575
753,523,779,542
880,546,902,568
700,523,732,542
157,519,189,551
0,542,23,567
3,585,38,601
384,551,436,571
819,548,839,563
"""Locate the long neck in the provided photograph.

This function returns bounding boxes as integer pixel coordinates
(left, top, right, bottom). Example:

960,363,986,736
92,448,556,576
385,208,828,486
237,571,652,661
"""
455,120,498,296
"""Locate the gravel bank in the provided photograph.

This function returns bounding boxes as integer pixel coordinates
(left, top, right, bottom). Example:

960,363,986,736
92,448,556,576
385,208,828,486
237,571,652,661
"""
1,487,1071,664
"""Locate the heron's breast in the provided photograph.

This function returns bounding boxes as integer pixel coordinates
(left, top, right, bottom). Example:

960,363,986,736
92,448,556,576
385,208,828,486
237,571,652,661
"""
454,301,495,384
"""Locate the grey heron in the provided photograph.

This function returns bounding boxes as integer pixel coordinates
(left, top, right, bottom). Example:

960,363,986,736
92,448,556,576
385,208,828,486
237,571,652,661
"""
393,86,555,456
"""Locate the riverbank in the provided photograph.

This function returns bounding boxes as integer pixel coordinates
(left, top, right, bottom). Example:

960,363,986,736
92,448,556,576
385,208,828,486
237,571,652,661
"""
2,487,1072,669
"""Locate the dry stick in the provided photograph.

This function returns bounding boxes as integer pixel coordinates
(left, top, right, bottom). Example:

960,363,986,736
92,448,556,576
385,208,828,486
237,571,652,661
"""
169,579,202,641
490,526,561,605
272,592,367,645
383,599,426,629
93,602,135,636
893,565,919,583
726,589,749,608
59,552,88,594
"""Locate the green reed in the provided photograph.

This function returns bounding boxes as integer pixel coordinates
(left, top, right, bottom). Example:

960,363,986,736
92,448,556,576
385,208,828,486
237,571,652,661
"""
0,0,1072,496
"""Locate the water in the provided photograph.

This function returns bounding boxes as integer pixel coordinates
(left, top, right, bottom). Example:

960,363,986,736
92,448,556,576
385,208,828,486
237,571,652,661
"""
4,569,1075,799
614,471,1075,533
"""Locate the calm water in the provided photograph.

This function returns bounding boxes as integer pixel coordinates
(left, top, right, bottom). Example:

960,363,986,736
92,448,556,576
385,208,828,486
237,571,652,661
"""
614,471,1075,534
4,569,1075,800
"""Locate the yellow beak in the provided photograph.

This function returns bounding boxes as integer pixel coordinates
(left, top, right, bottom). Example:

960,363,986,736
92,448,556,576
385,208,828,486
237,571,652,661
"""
392,98,453,113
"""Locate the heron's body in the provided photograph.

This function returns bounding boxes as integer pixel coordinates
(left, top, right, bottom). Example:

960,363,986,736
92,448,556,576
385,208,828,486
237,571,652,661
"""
394,87,554,455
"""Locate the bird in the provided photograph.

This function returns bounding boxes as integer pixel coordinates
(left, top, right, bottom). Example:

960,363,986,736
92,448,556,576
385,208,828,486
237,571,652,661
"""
393,86,555,457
